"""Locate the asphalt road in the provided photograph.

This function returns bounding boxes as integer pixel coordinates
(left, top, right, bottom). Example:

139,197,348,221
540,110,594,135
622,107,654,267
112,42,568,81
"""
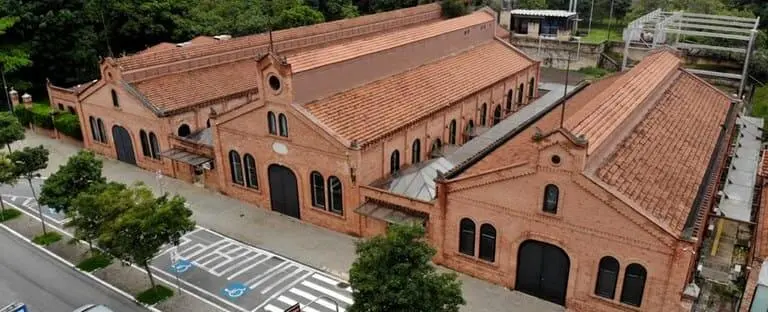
0,229,148,312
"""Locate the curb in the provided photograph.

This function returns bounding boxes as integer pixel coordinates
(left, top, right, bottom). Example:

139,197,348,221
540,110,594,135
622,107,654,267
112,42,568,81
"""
0,223,162,312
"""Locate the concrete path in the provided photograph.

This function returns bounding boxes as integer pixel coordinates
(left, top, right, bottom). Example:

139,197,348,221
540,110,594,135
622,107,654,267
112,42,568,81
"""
11,131,563,312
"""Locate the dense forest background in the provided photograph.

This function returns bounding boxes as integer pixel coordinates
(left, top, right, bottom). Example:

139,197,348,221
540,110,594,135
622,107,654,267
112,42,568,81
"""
0,0,767,98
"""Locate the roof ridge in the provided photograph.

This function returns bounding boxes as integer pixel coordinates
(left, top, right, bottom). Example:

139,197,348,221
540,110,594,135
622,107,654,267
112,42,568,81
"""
130,58,255,84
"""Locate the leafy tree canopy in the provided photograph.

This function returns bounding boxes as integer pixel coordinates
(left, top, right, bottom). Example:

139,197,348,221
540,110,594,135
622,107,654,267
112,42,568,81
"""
0,112,24,150
40,150,105,213
348,224,465,312
9,145,48,180
67,181,128,249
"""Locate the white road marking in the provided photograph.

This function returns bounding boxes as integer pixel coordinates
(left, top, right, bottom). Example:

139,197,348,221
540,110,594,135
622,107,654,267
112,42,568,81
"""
182,240,228,259
194,252,220,265
289,288,347,312
22,198,32,206
263,305,284,312
227,255,271,280
301,281,353,305
246,261,290,289
261,267,306,294
215,252,260,276
211,251,253,273
9,196,17,201
311,274,352,292
250,271,313,312
201,255,224,267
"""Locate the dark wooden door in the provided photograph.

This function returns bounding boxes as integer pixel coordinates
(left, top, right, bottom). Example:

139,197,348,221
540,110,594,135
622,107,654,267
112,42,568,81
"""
112,126,136,165
515,240,570,306
268,165,300,219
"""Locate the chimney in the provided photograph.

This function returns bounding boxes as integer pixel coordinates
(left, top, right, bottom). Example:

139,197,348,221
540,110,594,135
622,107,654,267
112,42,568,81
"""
9,88,18,107
21,93,32,107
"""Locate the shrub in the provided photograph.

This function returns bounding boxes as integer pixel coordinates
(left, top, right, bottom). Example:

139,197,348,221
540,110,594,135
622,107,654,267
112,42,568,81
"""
13,106,32,127
0,208,21,222
76,252,113,272
441,0,467,18
32,232,62,246
30,104,54,129
136,285,173,304
54,113,83,140
578,66,610,79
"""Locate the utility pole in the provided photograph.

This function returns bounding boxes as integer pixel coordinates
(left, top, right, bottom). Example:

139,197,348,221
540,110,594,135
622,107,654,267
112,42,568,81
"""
606,0,615,42
587,0,595,35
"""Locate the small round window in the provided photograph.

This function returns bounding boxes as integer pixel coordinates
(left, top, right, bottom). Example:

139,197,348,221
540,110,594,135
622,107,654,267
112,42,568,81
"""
551,155,561,165
268,75,281,92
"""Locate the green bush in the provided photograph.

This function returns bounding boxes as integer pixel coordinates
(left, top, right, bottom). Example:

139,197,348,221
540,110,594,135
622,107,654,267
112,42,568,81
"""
13,106,32,127
578,67,610,79
54,113,83,140
0,209,21,222
32,232,62,246
136,285,173,304
30,104,54,129
441,0,467,18
76,252,113,272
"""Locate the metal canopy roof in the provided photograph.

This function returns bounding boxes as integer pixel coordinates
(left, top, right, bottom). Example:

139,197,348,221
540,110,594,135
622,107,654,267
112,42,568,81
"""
622,9,760,98
716,116,763,223
355,201,425,225
509,9,576,18
160,148,212,166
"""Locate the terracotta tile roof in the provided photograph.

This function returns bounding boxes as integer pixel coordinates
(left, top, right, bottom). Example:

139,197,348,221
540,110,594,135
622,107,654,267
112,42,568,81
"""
761,150,768,178
287,11,494,72
565,51,681,154
116,4,442,72
594,69,731,235
139,42,177,55
304,40,533,145
495,24,510,39
757,181,768,259
131,59,259,114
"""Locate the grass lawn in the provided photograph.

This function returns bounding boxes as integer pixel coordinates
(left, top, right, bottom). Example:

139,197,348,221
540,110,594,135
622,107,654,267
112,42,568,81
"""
580,26,624,43
751,84,768,128
76,252,113,272
136,285,173,305
0,208,21,222
32,231,62,246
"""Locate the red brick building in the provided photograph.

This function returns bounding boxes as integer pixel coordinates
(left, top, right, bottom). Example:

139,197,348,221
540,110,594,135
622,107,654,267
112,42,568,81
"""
46,4,734,311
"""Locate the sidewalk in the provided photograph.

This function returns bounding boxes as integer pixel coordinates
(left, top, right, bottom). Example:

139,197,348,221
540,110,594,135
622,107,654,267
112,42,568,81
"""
15,131,562,312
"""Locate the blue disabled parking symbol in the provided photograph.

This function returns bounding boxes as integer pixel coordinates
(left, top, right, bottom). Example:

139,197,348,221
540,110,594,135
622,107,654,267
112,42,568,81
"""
222,282,248,299
170,259,193,273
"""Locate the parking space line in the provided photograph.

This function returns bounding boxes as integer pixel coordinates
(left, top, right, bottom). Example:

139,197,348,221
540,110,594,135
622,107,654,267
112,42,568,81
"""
246,261,290,288
289,288,347,312
227,246,248,257
211,251,253,274
183,240,228,259
250,271,313,312
261,267,306,294
301,281,353,305
228,255,271,280
200,255,225,267
194,252,220,264
277,296,321,312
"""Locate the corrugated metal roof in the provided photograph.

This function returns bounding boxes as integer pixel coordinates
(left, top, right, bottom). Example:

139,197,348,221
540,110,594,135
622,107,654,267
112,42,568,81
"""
718,116,764,222
510,9,577,18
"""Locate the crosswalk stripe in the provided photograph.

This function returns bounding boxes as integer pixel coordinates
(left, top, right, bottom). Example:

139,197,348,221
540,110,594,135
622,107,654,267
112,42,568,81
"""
227,255,271,280
247,261,290,289
301,281,353,305
311,274,352,292
289,288,347,312
261,267,306,294
277,296,321,312
263,305,283,312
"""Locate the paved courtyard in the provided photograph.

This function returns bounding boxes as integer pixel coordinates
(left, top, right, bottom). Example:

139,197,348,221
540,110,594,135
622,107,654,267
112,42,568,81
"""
9,131,564,312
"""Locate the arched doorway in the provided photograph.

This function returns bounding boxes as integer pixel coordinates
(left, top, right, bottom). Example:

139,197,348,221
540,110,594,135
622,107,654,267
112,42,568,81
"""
268,165,300,219
515,240,570,305
112,126,136,165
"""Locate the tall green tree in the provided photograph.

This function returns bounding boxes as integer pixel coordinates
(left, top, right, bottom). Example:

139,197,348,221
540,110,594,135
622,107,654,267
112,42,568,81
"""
67,182,128,251
348,224,465,312
0,153,18,218
40,150,105,213
0,15,31,96
98,184,195,289
0,112,24,152
9,145,49,233
519,0,548,9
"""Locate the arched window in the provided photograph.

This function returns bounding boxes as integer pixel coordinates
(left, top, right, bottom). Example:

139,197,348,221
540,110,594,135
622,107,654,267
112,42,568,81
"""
459,218,475,256
543,184,559,213
206,119,211,128
493,105,502,125
517,83,524,104
111,90,119,107
243,153,258,189
310,172,325,208
479,103,488,126
595,256,620,299
506,89,514,112
465,120,474,143
412,139,421,164
89,117,99,141
431,139,442,157
278,113,288,137
267,112,277,135
149,132,160,159
479,224,496,262
327,176,343,215
178,124,191,137
448,119,457,145
97,119,107,143
529,77,536,98
139,130,150,157
620,264,647,307
229,150,244,185
390,150,400,174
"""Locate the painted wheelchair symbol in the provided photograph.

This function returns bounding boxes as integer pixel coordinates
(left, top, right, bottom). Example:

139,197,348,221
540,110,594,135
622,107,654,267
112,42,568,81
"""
171,259,193,273
222,282,248,299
